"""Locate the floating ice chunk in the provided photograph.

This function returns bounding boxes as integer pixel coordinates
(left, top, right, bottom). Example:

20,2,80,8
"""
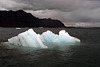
8,29,47,48
40,30,80,46
58,30,80,45
16,28,21,29
8,29,80,48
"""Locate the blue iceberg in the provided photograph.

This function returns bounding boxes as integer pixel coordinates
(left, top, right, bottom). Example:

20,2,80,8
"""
40,30,80,46
8,29,80,48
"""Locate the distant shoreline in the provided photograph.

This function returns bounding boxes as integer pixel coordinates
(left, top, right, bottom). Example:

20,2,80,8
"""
0,26,100,29
65,26,100,29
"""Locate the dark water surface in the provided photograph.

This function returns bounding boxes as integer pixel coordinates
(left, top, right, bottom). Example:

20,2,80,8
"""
0,27,100,67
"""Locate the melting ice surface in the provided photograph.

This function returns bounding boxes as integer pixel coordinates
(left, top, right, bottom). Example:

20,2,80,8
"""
8,29,80,48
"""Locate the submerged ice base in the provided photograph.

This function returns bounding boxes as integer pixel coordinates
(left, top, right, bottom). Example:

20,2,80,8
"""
8,29,80,48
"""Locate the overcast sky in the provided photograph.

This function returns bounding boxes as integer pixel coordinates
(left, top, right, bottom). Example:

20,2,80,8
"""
0,0,100,23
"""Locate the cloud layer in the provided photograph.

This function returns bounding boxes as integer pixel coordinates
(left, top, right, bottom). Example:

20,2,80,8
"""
1,0,100,23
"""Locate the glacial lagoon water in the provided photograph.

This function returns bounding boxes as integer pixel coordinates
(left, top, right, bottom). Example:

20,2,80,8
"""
0,27,100,67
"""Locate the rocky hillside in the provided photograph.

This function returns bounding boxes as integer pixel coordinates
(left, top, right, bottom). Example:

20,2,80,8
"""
0,10,65,27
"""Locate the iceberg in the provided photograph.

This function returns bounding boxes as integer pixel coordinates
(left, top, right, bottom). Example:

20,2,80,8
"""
40,30,80,46
8,29,48,48
8,29,80,48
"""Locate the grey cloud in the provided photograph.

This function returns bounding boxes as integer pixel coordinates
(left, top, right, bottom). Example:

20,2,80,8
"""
8,0,84,11
1,0,100,22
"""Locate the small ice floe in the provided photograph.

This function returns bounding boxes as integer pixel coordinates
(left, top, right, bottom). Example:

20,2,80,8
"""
8,29,81,48
16,28,21,30
39,27,43,28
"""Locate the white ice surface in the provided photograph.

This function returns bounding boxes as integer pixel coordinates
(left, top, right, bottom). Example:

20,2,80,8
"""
8,29,47,48
40,30,80,46
8,29,80,48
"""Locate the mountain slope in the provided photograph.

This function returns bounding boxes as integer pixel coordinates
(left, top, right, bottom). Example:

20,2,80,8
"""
0,10,65,27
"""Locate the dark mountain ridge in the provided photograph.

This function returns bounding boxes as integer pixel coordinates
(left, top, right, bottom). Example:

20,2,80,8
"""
0,10,65,27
